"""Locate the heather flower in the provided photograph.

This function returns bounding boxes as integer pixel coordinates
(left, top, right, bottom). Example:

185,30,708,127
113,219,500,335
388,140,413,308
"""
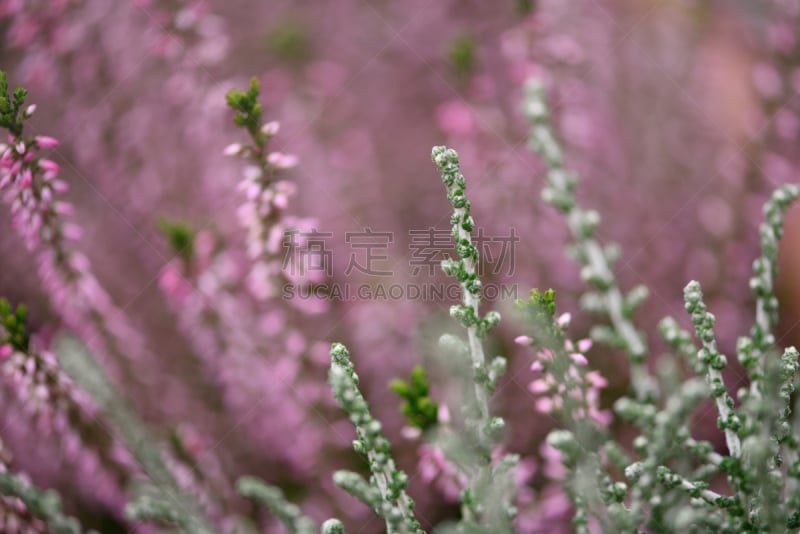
152,78,339,485
56,337,217,534
0,300,134,492
0,456,95,534
525,76,800,532
225,77,326,311
328,342,424,534
0,74,203,446
431,145,521,532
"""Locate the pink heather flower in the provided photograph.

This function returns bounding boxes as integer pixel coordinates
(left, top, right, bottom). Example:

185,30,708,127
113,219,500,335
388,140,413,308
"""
34,136,59,149
245,183,260,201
569,353,588,366
556,312,571,328
515,456,537,487
63,224,82,240
0,344,12,360
577,338,592,353
51,180,68,192
260,120,280,136
54,202,73,215
418,445,466,502
20,169,32,188
38,159,59,175
585,370,608,389
540,442,566,480
273,192,289,210
158,264,192,302
530,360,544,372
267,152,298,170
529,378,550,394
590,409,613,427
536,349,554,361
535,396,555,413
437,403,451,424
515,335,534,345
401,426,422,440
223,143,243,156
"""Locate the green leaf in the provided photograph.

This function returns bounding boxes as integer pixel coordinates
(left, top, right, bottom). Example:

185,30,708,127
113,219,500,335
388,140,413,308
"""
447,33,477,80
389,365,439,430
156,218,195,263
0,298,30,352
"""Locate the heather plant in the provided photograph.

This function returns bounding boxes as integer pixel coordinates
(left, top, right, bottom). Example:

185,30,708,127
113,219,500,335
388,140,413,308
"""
2,3,800,534
521,79,800,533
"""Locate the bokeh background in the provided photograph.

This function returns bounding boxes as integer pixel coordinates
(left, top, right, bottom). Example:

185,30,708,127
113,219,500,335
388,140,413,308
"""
1,0,800,532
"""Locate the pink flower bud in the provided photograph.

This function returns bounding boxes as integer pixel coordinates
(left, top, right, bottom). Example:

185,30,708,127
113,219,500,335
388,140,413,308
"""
401,426,422,440
54,202,73,215
223,143,243,156
0,344,12,359
272,192,288,210
39,159,59,175
34,136,59,149
585,371,608,388
534,397,554,413
437,404,451,423
63,224,82,240
267,152,298,169
577,338,593,353
569,353,588,366
528,378,550,394
52,180,69,192
557,312,571,328
261,120,280,136
20,169,32,188
515,335,534,345
590,409,613,427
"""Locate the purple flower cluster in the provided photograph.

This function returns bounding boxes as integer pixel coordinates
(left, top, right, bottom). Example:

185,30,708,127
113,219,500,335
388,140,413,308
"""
0,1,798,532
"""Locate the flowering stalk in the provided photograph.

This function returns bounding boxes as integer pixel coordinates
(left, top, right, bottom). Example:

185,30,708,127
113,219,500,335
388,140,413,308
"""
515,290,619,532
158,228,319,472
0,472,96,534
0,71,165,399
684,281,743,458
522,80,652,401
0,438,48,533
0,438,97,534
431,146,520,531
224,78,318,303
328,342,423,534
55,336,218,534
617,378,713,529
156,77,333,479
236,476,316,534
0,298,134,492
609,184,800,533
516,291,611,429
431,147,503,434
738,184,800,399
